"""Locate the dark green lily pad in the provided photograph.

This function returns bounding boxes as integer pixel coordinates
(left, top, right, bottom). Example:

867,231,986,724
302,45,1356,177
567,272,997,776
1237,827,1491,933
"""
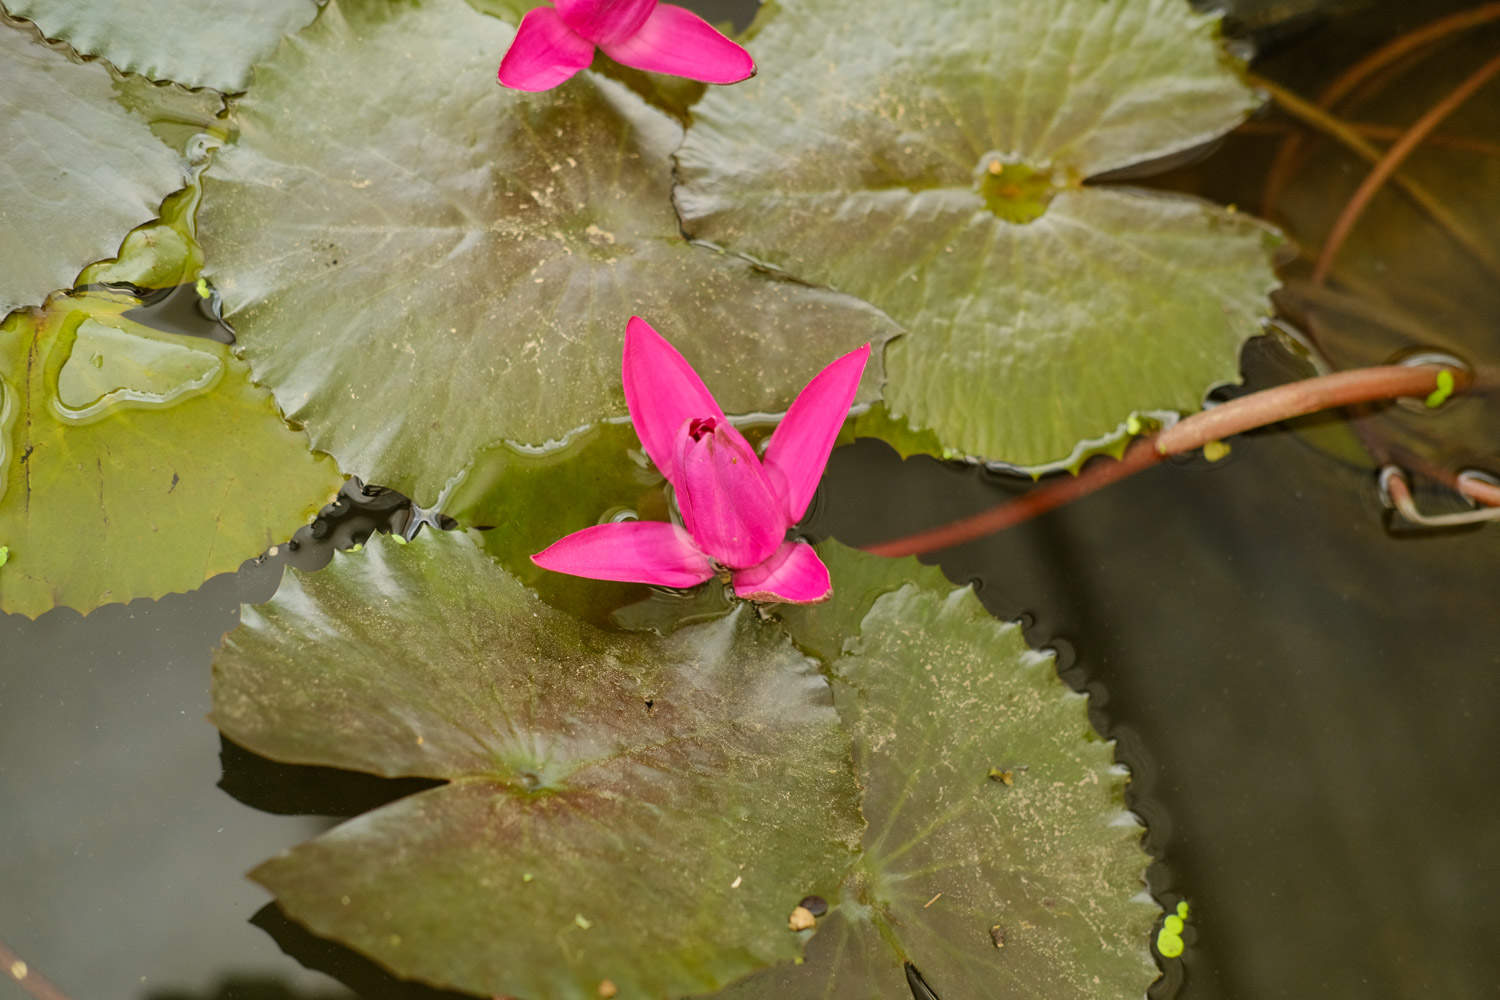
199,0,896,505
676,0,1280,470
4,0,319,92
212,530,864,998
0,18,214,318
0,291,341,618
437,421,672,625
727,543,1159,998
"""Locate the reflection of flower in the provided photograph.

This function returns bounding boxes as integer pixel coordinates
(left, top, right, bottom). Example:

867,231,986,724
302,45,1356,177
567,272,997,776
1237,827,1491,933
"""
532,317,869,604
498,0,755,92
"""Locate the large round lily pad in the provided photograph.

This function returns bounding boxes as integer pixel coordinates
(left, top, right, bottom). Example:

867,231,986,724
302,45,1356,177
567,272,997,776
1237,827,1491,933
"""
727,543,1160,998
212,529,864,999
0,19,206,318
0,291,341,618
199,0,896,504
675,0,1280,470
4,0,320,92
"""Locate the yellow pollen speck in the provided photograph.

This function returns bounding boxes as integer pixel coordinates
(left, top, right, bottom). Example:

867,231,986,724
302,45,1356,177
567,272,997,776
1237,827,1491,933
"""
1202,440,1231,462
1425,369,1455,408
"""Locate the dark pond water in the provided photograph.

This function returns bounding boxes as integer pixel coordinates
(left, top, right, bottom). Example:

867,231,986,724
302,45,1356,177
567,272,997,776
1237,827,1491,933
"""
4,1,1499,998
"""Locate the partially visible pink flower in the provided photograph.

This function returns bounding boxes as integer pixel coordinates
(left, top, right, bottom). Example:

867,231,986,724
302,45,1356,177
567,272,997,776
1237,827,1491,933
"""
498,0,755,92
532,316,869,604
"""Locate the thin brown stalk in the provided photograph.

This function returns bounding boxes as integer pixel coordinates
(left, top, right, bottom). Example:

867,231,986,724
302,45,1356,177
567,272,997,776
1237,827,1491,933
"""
0,940,73,1000
1261,3,1500,213
1238,119,1500,157
1313,52,1500,284
1253,76,1500,281
862,365,1462,558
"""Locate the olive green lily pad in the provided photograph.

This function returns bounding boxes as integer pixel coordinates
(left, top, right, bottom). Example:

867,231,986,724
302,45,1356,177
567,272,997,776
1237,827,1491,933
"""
199,0,897,505
0,19,211,318
4,0,320,92
437,421,676,626
0,291,341,618
729,544,1160,998
212,529,864,999
675,0,1280,470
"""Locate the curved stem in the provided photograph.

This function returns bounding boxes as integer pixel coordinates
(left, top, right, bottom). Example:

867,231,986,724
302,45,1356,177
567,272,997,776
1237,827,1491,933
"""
0,940,73,1000
861,437,1161,558
1153,365,1459,454
861,365,1470,559
1261,3,1500,214
1312,51,1500,284
1253,75,1500,282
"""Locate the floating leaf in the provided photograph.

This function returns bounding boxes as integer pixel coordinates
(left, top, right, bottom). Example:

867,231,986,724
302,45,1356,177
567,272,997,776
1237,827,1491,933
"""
726,543,1159,998
199,0,896,505
4,0,320,92
437,421,676,625
212,530,863,998
675,0,1280,470
0,291,340,617
0,19,210,318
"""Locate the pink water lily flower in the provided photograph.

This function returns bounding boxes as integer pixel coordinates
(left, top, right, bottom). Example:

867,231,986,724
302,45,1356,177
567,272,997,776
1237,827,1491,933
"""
498,0,755,92
532,317,870,604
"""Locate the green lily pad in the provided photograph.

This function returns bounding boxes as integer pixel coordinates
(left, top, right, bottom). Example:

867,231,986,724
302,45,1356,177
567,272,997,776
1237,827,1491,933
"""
4,0,319,92
0,19,211,318
730,544,1160,998
0,291,341,618
212,529,864,999
199,0,897,505
437,421,676,625
675,0,1280,470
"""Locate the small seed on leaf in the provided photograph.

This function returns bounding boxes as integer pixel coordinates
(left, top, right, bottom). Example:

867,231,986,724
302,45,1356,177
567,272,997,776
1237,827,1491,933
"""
788,905,816,931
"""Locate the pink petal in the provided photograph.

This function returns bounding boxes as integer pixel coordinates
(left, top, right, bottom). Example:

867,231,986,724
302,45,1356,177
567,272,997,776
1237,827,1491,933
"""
600,4,756,84
732,541,831,604
762,343,870,523
497,7,596,92
531,520,715,588
674,419,786,569
555,0,657,46
622,316,726,489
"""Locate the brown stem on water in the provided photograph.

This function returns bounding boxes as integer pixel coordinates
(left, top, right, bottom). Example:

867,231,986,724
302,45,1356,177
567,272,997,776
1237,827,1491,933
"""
862,365,1467,558
1312,51,1500,284
0,940,74,1000
861,438,1163,559
1238,119,1500,158
1252,76,1500,282
1154,365,1460,454
1460,475,1500,508
1261,3,1500,215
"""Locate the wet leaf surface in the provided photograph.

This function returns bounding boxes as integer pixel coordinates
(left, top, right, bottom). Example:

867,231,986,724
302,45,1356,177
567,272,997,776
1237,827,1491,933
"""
0,18,213,318
4,0,320,92
437,421,673,626
725,545,1159,998
676,0,1280,470
199,0,896,505
0,291,340,618
212,530,863,999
